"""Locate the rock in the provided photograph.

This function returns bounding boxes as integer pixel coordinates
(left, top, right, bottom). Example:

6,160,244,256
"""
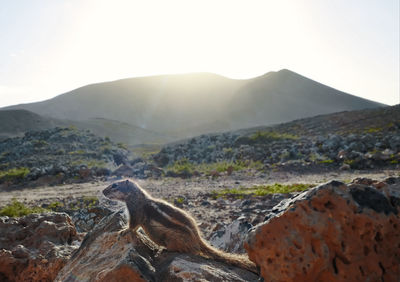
112,150,128,166
0,213,79,282
348,141,365,152
245,180,400,281
112,165,135,177
57,210,259,281
339,163,351,170
153,149,170,166
0,127,130,185
72,206,113,233
322,134,341,151
56,210,157,281
94,167,111,177
209,218,253,253
209,170,221,178
158,254,259,282
78,167,92,179
227,165,234,176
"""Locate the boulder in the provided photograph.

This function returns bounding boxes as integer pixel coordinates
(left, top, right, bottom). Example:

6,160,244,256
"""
56,210,259,281
157,254,258,282
209,217,252,254
72,206,113,233
112,165,135,177
245,179,400,281
0,213,80,282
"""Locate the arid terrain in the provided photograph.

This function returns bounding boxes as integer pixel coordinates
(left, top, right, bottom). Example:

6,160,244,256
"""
0,105,399,281
1,169,398,207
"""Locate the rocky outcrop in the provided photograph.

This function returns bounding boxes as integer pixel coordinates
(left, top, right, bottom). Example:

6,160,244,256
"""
245,178,400,281
0,213,80,282
209,216,253,254
0,127,129,185
153,106,400,175
56,210,259,281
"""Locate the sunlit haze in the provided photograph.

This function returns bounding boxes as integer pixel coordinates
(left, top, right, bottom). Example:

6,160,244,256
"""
0,0,399,107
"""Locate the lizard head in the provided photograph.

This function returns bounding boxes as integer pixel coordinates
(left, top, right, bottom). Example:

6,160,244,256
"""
103,180,140,202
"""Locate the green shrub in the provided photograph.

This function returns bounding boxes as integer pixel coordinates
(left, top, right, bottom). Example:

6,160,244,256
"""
70,159,107,169
250,131,298,142
365,127,382,133
82,196,99,208
222,147,233,154
0,167,30,182
33,140,49,147
319,159,334,164
68,150,86,155
344,159,355,166
175,196,185,204
0,199,48,217
167,158,194,175
117,143,128,150
48,201,63,210
253,183,314,195
211,183,315,199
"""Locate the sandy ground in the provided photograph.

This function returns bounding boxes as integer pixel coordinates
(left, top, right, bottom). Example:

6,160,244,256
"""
0,169,398,207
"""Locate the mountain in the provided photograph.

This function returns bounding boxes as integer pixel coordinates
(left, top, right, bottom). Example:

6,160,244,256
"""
228,69,386,128
0,110,60,139
0,110,171,145
4,73,245,134
3,69,384,141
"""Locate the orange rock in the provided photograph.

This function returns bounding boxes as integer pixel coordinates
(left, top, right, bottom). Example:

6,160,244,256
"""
373,181,386,189
56,211,259,281
245,180,400,281
0,213,79,282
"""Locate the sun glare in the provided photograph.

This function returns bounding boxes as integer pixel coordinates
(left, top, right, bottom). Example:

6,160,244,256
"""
0,0,398,106
54,0,306,81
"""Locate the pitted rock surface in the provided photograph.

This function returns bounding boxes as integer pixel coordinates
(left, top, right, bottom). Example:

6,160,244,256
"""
56,211,259,281
245,178,400,281
0,212,79,282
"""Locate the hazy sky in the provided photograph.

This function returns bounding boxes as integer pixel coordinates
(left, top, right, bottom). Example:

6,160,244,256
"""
0,0,399,107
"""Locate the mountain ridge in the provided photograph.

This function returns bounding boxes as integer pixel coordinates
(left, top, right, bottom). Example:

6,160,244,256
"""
2,69,385,142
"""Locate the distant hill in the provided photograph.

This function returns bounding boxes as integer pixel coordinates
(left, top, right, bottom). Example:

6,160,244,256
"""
4,73,244,135
153,105,400,171
228,69,386,128
0,110,60,139
3,69,385,141
0,110,171,146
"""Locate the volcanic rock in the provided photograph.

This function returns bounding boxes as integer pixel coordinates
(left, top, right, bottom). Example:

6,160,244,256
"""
0,213,79,282
245,179,400,281
56,210,259,281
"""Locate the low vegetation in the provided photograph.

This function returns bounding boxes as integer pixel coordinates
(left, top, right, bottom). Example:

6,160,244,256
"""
0,199,48,217
0,167,30,182
70,159,108,169
250,131,298,142
132,144,163,160
211,183,315,199
166,159,264,177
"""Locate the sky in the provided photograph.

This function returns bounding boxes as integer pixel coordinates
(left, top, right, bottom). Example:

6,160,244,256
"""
0,0,399,107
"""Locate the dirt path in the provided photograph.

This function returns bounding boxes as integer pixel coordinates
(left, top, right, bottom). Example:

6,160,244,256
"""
0,169,398,207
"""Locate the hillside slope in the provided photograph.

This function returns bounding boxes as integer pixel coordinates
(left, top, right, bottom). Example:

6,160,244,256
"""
0,110,61,139
229,69,385,128
0,110,170,145
153,105,400,173
3,70,384,138
4,73,245,135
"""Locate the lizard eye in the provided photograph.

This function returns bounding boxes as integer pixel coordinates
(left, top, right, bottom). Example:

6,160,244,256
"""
112,183,117,188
